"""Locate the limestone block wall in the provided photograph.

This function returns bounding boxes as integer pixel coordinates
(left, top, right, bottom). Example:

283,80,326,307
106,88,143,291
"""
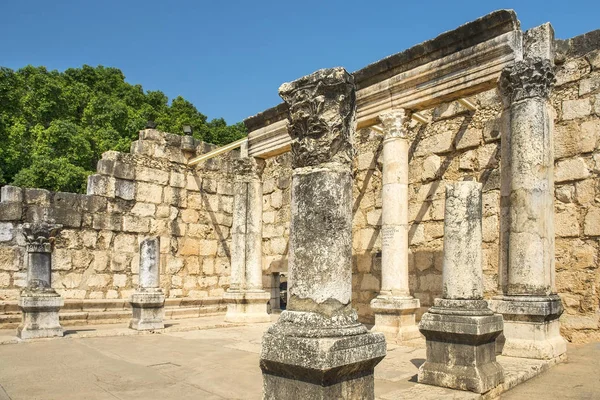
256,37,600,343
0,129,235,304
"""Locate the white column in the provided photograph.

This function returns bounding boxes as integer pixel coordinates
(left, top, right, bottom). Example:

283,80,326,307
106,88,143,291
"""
371,109,420,342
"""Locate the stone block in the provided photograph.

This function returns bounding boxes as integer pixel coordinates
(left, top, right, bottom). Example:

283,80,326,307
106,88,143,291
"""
0,222,14,242
555,157,590,182
136,166,169,185
584,207,600,236
169,171,186,188
555,206,580,237
82,195,107,213
17,294,64,339
24,188,51,204
115,179,136,200
122,216,151,233
0,202,22,221
0,247,19,271
579,76,600,96
131,202,156,217
555,58,590,86
86,175,115,197
415,131,454,156
186,175,202,191
1,186,23,202
562,98,592,120
456,128,482,150
129,290,165,331
202,179,218,194
422,155,441,181
92,214,122,231
136,182,163,204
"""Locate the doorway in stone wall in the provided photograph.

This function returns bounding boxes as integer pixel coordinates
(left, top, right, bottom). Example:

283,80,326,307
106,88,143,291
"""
269,273,287,313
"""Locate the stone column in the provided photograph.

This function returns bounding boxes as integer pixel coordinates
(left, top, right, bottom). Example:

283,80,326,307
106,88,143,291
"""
224,156,271,323
370,109,420,342
260,68,386,400
418,182,503,393
17,222,64,339
130,237,165,330
489,55,567,360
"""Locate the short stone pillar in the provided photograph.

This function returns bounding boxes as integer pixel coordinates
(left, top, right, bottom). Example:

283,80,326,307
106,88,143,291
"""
224,156,271,323
490,55,567,360
17,222,64,339
260,68,386,399
370,109,420,342
129,237,165,330
418,182,503,393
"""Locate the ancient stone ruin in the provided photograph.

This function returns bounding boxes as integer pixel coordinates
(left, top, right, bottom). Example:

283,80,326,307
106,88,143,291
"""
1,8,600,399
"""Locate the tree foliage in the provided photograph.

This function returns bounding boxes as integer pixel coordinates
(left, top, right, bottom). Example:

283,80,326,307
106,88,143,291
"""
0,65,246,193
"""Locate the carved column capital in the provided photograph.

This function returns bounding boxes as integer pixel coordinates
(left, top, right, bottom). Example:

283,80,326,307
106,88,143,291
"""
499,58,555,103
279,67,356,169
378,109,409,139
232,157,265,181
22,222,62,253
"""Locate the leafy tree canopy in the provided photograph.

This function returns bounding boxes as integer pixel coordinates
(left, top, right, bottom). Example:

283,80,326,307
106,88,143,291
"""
0,65,246,193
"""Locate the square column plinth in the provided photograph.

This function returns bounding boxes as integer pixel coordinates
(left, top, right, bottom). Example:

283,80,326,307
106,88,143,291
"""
418,300,504,394
17,293,64,339
489,295,567,360
370,296,420,342
224,291,271,323
129,290,165,331
261,316,386,400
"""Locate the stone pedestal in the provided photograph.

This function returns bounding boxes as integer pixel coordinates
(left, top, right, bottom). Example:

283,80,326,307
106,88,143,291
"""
418,182,503,394
224,291,271,323
493,52,567,360
490,295,566,359
224,156,270,323
17,293,64,339
371,109,420,342
130,237,165,330
130,290,165,330
260,68,385,399
371,297,420,341
17,222,64,339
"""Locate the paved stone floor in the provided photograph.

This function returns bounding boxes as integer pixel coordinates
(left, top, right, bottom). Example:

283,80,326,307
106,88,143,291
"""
0,316,597,399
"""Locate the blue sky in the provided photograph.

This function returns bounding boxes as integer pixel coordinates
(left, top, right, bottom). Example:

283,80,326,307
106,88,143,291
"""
1,1,599,124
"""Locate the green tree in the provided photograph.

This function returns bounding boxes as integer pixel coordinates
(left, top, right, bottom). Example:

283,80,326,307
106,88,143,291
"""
0,64,247,193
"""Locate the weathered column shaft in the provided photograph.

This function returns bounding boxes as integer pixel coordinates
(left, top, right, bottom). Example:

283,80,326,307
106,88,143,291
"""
230,176,248,291
442,182,483,300
380,111,410,296
224,157,270,324
261,67,385,400
245,177,263,291
139,237,160,289
418,182,503,394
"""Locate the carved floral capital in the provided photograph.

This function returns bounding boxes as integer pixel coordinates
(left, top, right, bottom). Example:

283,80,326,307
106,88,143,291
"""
499,58,555,103
378,109,409,138
22,222,62,253
279,67,356,169
232,157,265,181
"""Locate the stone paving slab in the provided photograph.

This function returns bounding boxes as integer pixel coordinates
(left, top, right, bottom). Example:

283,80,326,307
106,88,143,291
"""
0,316,593,399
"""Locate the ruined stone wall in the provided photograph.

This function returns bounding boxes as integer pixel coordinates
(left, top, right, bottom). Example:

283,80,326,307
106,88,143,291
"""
257,40,600,343
0,130,235,304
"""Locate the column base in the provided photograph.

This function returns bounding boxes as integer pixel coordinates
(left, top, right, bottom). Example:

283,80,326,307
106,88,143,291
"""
17,292,64,339
418,299,504,394
370,296,421,342
129,290,165,331
489,295,567,360
260,311,386,400
224,290,271,323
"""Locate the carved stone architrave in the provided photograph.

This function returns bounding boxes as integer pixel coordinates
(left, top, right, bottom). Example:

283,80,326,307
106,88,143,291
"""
498,57,555,103
279,67,356,169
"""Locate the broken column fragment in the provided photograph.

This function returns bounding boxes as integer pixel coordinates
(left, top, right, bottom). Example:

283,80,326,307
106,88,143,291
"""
17,222,64,339
129,237,165,330
223,156,271,323
490,25,567,360
260,67,386,400
371,109,420,343
418,181,504,394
